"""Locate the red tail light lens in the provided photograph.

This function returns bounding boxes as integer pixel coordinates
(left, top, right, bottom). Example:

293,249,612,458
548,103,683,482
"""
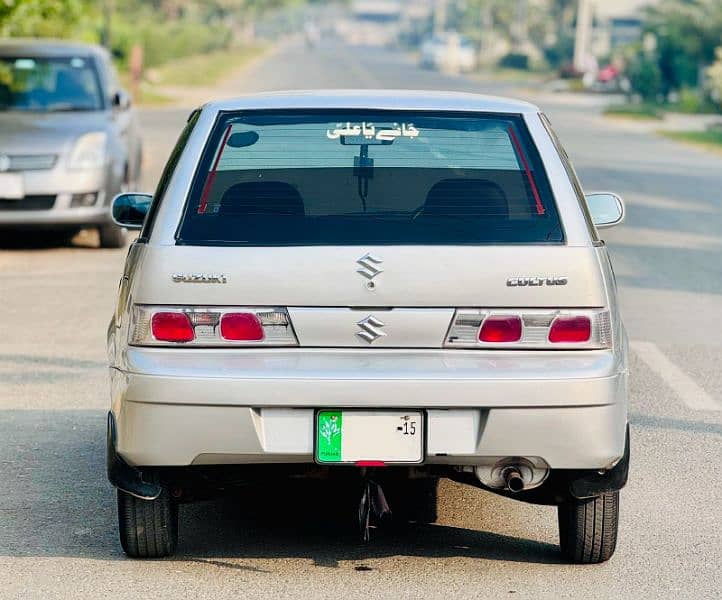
220,312,264,341
151,312,195,343
549,316,591,343
479,315,523,343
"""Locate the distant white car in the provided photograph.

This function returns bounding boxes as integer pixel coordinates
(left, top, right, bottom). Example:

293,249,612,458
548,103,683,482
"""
108,90,629,563
420,33,477,72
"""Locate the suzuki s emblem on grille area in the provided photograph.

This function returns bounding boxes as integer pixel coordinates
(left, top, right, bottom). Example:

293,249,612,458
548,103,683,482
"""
356,315,387,344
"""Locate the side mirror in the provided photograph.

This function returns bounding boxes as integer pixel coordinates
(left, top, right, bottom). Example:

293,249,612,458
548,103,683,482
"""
586,192,625,229
111,193,152,229
112,89,131,110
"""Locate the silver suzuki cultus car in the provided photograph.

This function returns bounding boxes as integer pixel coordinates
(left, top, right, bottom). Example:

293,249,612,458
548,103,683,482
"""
108,91,629,563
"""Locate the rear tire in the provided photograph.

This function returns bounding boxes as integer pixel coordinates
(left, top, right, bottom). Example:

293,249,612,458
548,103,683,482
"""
558,491,619,564
117,487,178,558
98,223,127,249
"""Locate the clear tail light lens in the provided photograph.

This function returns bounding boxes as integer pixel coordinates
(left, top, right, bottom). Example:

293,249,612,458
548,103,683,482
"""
479,315,522,343
446,309,611,349
151,312,195,343
131,306,297,346
220,313,264,341
548,316,592,343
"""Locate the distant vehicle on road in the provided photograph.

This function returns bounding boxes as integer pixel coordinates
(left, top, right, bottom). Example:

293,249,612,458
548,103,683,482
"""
0,39,142,248
420,32,477,73
338,0,401,46
303,20,321,49
108,90,629,563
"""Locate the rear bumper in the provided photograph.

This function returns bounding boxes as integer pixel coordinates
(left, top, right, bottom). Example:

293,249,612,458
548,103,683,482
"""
110,348,628,469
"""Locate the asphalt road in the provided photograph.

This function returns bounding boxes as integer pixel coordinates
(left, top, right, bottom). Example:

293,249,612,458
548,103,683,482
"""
1,40,720,599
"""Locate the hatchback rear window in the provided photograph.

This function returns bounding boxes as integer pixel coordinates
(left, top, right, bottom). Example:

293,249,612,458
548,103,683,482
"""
177,110,563,246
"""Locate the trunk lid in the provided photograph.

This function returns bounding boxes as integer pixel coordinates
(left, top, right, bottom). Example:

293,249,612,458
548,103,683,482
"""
133,244,606,348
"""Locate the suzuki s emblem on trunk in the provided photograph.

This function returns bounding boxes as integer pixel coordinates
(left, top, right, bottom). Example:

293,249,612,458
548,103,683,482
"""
356,253,383,289
356,253,383,279
356,315,386,344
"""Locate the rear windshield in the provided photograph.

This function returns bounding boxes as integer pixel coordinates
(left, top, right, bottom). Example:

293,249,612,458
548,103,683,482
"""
177,110,563,246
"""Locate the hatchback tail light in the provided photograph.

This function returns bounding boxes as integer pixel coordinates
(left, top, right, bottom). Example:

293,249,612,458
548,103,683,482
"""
479,316,522,343
446,309,611,349
220,313,264,341
548,316,592,343
130,305,297,346
151,312,195,343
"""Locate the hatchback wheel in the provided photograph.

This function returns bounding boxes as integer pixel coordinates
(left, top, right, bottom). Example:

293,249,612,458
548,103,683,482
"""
117,487,178,558
558,491,619,564
98,223,127,248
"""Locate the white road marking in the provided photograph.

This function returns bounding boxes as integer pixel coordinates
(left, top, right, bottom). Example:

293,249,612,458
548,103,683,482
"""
631,341,722,411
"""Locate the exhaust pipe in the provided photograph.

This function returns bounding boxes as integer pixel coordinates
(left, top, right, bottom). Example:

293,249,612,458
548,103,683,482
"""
473,457,549,492
502,467,525,493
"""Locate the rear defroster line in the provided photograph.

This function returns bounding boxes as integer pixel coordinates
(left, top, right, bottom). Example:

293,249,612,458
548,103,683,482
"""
197,124,233,214
508,126,546,216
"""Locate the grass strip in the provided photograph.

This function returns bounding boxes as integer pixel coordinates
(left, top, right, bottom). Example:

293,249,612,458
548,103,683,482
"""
604,103,664,120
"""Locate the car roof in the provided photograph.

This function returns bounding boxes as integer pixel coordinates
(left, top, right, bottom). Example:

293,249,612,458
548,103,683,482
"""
206,90,540,115
0,38,109,59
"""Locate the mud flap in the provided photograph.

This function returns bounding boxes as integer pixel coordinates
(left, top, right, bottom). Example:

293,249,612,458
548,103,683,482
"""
106,412,162,500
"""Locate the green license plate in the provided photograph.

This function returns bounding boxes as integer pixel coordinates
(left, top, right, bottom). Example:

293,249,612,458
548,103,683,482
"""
316,410,424,464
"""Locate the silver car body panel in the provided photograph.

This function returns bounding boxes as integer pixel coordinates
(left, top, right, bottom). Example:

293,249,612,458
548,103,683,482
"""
108,90,629,471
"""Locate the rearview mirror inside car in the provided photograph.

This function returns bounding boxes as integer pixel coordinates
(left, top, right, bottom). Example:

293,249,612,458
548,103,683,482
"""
111,193,152,230
586,192,625,229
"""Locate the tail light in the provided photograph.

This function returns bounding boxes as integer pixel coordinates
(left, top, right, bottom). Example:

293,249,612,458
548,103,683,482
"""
548,316,591,343
220,313,264,341
446,309,611,349
479,316,522,343
130,305,297,346
151,312,195,343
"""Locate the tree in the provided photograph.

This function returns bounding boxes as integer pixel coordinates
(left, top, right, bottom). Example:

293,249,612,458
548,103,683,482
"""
628,56,663,102
0,0,94,38
707,47,722,106
642,0,722,95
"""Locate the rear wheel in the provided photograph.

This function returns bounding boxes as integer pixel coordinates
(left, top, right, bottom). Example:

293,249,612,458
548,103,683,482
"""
98,223,127,248
117,486,178,558
558,491,619,564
